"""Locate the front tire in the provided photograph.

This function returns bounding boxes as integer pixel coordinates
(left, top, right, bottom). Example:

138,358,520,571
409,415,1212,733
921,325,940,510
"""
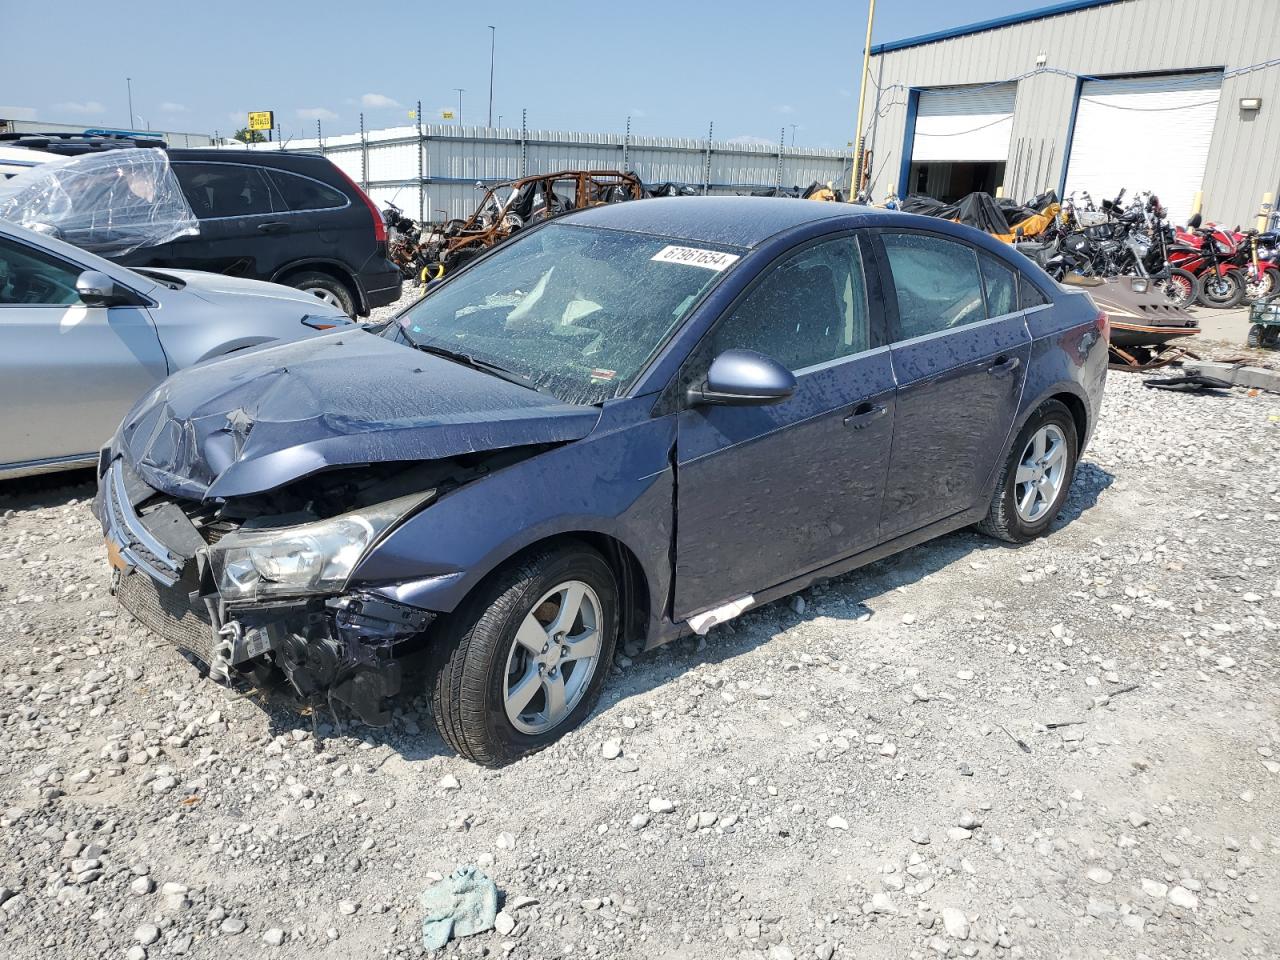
1155,268,1197,309
1197,270,1244,309
978,400,1079,543
429,544,618,767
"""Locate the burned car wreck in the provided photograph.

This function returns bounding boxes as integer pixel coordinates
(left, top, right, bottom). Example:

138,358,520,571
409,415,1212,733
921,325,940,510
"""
95,197,1107,767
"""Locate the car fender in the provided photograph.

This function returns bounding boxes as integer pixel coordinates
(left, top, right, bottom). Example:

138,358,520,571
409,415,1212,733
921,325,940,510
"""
354,407,675,634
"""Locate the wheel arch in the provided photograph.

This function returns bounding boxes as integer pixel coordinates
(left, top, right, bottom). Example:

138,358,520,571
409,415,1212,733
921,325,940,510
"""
471,530,653,657
1017,383,1091,454
272,259,364,311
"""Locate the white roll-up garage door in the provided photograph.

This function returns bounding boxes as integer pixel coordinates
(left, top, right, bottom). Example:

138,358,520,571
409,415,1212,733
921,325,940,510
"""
1064,72,1222,226
912,84,1017,163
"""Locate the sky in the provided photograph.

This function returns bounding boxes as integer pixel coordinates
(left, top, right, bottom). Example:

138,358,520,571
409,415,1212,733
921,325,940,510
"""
2,0,1042,149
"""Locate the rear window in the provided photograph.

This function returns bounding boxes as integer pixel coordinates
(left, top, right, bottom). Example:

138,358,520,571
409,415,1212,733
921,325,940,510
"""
173,162,274,218
882,231,987,340
267,170,347,211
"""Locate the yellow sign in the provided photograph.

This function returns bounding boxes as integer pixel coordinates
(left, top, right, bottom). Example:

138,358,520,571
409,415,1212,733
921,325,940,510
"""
247,111,275,131
441,110,454,120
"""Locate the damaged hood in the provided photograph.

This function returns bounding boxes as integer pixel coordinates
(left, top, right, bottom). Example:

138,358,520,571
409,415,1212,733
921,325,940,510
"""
117,329,602,500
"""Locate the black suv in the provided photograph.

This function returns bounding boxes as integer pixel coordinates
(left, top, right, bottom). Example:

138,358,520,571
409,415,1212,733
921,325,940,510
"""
1,134,401,316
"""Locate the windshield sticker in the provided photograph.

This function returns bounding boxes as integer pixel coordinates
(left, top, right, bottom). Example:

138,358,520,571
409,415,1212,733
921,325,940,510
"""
589,368,617,382
650,245,740,272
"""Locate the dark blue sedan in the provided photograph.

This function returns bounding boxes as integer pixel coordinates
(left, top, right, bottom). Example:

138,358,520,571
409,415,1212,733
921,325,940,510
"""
96,197,1108,766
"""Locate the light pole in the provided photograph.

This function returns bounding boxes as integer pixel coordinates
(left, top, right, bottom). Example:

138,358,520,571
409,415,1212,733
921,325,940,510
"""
454,88,465,126
789,123,798,144
126,77,135,128
487,25,496,128
850,0,877,199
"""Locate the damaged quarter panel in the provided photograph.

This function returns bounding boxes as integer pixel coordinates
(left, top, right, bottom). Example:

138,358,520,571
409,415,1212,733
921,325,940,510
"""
353,396,675,639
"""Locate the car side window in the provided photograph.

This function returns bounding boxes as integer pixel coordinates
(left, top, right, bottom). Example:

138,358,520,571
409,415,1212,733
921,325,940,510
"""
708,235,870,373
0,237,82,306
266,169,347,212
979,254,1018,318
881,232,986,340
173,163,275,219
1019,274,1049,308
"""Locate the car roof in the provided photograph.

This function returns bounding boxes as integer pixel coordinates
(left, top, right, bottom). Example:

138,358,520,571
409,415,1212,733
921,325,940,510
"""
562,196,883,249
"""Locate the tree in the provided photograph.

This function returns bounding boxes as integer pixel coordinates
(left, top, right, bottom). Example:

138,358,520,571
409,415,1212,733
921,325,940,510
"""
234,127,266,144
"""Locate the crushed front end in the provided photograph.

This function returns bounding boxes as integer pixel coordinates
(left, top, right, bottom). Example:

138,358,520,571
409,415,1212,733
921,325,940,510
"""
96,455,442,726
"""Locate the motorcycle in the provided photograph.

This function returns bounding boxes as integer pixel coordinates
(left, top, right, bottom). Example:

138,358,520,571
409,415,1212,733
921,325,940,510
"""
1227,227,1280,302
382,201,426,280
1019,190,1196,308
1168,214,1247,308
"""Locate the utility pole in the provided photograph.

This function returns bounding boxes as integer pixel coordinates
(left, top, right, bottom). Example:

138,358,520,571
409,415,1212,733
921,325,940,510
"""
487,26,496,128
126,77,135,129
454,88,465,126
849,0,877,200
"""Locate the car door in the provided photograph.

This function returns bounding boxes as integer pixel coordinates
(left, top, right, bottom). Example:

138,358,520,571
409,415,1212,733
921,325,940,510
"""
873,230,1031,539
134,161,278,277
673,232,896,619
0,235,168,467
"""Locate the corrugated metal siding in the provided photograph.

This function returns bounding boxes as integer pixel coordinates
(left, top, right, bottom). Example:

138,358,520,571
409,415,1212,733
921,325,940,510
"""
236,125,851,221
863,0,1280,225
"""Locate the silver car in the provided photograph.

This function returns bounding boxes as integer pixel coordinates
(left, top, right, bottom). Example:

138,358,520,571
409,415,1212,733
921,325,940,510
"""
0,218,351,479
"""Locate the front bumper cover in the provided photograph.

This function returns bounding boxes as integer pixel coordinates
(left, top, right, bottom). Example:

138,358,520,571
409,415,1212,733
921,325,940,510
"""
98,457,435,726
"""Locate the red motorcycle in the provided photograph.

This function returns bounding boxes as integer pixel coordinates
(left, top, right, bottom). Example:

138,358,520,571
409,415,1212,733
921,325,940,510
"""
1168,213,1247,308
1228,228,1280,302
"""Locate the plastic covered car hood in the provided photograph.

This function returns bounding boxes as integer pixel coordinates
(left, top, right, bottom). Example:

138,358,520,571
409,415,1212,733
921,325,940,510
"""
117,329,602,500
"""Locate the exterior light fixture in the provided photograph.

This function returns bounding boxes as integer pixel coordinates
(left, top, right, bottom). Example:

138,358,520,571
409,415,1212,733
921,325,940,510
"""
1240,97,1262,111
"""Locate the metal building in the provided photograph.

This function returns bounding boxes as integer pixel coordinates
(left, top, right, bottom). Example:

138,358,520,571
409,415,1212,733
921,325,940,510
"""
859,0,1280,226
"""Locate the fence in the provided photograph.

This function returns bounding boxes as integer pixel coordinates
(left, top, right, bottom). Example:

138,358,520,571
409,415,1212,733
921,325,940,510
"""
235,118,853,223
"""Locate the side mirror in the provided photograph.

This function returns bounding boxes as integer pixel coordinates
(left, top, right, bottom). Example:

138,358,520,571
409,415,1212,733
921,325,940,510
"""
1188,212,1203,229
76,270,134,307
688,349,796,406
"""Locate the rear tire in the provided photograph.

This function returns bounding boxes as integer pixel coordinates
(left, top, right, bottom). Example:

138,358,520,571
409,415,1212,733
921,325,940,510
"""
1196,270,1244,309
978,400,1079,544
287,270,357,317
429,544,618,767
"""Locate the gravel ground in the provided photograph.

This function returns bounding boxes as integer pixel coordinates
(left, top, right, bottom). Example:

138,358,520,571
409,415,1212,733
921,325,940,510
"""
2,373,1279,960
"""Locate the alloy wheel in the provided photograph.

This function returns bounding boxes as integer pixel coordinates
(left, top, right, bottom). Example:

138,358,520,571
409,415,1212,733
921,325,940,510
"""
1014,424,1068,523
305,287,343,308
503,580,603,735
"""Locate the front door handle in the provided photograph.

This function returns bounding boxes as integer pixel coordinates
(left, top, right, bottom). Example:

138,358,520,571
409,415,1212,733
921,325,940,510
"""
843,401,887,429
257,221,290,234
988,355,1021,378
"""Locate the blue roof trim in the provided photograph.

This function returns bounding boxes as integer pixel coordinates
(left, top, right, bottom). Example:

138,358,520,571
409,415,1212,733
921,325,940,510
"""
871,0,1123,55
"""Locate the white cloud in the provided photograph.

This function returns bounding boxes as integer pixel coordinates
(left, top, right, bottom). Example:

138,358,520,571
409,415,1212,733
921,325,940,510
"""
0,105,38,120
360,93,400,109
776,104,796,115
53,100,106,115
726,135,776,147
296,107,339,121
159,101,187,113
628,107,647,118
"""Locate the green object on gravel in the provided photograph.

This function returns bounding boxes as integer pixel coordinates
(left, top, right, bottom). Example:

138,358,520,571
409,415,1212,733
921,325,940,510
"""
420,866,498,950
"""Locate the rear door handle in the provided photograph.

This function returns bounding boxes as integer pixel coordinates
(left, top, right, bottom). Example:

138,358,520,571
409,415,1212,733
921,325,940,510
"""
257,221,290,234
843,402,887,429
988,355,1021,377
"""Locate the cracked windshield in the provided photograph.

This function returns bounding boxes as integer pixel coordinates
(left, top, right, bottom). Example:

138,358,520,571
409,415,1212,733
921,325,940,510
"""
393,223,740,404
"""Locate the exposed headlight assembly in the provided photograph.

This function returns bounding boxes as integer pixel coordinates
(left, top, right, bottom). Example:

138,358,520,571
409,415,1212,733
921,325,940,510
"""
210,492,428,601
